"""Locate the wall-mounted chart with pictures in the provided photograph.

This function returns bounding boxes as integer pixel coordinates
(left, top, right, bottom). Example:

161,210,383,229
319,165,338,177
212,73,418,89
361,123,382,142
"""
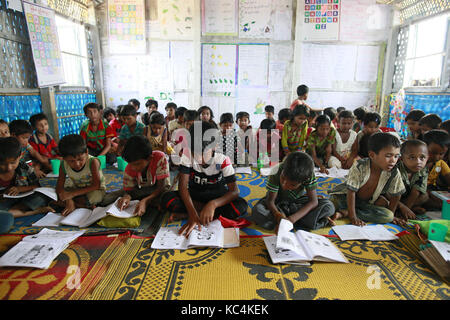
23,1,65,87
301,0,341,41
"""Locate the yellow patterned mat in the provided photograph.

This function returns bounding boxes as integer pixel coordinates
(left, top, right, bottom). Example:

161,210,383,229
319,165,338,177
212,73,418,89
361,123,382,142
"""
81,235,449,300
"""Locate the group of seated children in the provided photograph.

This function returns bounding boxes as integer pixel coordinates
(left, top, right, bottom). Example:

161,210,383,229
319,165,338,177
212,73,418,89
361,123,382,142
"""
0,86,449,238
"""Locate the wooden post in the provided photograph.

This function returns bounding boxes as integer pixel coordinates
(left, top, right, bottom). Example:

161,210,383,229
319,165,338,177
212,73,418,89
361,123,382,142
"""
39,87,60,141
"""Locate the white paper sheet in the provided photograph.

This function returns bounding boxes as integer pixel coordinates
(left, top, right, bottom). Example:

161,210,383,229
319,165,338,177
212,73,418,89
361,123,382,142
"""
235,167,252,175
158,0,194,40
239,0,272,39
106,199,139,218
202,0,237,35
3,187,57,201
314,167,349,179
297,230,348,263
238,44,269,88
332,225,398,241
32,212,65,227
355,45,380,82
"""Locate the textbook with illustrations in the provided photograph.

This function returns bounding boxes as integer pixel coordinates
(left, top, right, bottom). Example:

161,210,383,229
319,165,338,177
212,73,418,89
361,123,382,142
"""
264,219,348,265
32,199,139,228
151,219,240,250
2,187,57,201
0,228,85,269
332,224,399,241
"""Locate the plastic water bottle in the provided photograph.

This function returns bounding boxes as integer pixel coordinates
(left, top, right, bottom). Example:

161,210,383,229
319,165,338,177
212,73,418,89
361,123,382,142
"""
257,152,263,169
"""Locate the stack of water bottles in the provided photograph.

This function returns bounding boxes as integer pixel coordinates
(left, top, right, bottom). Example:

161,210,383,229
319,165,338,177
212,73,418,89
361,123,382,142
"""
56,93,96,139
0,95,42,122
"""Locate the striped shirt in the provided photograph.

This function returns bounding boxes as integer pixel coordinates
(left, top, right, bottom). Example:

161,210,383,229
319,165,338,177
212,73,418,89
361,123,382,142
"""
266,162,317,200
80,119,115,151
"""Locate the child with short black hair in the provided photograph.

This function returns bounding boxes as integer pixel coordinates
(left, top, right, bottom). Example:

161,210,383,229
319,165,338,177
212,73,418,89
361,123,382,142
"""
282,104,309,156
128,98,143,123
423,129,450,194
102,135,171,220
419,113,442,136
0,119,9,137
348,111,382,163
28,113,60,174
236,111,253,163
80,102,115,165
276,108,291,134
117,104,145,155
396,140,429,219
169,106,187,138
257,118,282,166
323,107,338,128
9,119,48,178
160,121,248,236
144,112,173,155
352,106,367,133
252,151,335,231
329,110,357,169
264,105,275,120
219,113,240,165
183,110,199,130
405,109,426,140
55,134,106,216
306,115,336,174
290,84,311,111
198,105,218,129
0,137,52,218
165,102,177,127
329,132,405,226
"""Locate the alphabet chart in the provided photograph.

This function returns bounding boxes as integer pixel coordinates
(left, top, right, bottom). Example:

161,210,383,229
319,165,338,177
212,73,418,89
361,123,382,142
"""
301,0,341,41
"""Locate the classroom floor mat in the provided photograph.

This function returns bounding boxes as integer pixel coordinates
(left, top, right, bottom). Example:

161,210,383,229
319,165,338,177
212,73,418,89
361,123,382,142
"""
83,234,449,300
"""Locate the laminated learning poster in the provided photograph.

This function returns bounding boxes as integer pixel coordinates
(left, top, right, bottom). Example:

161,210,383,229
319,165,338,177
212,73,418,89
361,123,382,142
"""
301,0,340,41
23,1,65,87
107,0,146,54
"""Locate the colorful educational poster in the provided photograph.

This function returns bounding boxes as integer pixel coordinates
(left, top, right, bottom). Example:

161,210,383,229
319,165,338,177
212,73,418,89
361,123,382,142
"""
239,0,272,39
301,0,341,41
201,43,237,97
23,1,65,87
238,44,269,88
107,0,146,54
158,0,194,40
202,0,238,36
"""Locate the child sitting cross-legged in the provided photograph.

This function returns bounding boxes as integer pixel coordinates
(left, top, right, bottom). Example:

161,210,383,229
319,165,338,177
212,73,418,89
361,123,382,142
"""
328,110,357,169
251,151,335,231
328,132,406,226
54,134,106,216
0,137,53,218
395,139,429,219
306,114,336,174
101,135,171,223
160,121,248,237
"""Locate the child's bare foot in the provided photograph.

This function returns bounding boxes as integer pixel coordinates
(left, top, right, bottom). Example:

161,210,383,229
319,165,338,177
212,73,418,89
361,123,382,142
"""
327,210,347,226
412,206,426,215
168,212,188,222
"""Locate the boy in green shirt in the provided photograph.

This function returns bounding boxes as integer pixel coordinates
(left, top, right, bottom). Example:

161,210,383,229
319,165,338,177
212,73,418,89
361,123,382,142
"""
251,151,335,231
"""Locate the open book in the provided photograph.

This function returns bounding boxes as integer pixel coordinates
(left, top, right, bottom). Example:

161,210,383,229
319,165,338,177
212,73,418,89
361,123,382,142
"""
2,187,57,201
264,219,348,265
332,225,399,241
32,199,139,228
0,229,85,269
314,167,349,179
151,220,240,250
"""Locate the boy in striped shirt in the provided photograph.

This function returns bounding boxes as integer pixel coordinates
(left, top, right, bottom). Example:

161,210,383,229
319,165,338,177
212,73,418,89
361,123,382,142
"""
251,151,335,231
79,103,116,165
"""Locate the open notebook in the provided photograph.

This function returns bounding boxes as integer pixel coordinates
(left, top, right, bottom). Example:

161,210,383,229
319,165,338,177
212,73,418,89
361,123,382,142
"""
264,219,348,265
33,199,139,228
0,229,85,269
151,220,240,250
2,187,57,201
332,225,399,241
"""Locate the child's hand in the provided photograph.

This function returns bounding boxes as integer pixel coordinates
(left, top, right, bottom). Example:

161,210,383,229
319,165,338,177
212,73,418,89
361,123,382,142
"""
392,217,407,227
62,199,76,216
350,216,366,226
399,206,416,220
199,202,216,226
35,168,46,179
319,165,329,174
6,187,20,196
117,195,131,211
179,215,201,238
133,199,147,216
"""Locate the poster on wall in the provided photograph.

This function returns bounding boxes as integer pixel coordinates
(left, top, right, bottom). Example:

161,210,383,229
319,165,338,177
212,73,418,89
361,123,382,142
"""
158,0,194,40
201,43,237,97
301,0,341,41
238,0,272,39
238,44,269,88
23,1,65,87
107,0,146,54
202,0,238,36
